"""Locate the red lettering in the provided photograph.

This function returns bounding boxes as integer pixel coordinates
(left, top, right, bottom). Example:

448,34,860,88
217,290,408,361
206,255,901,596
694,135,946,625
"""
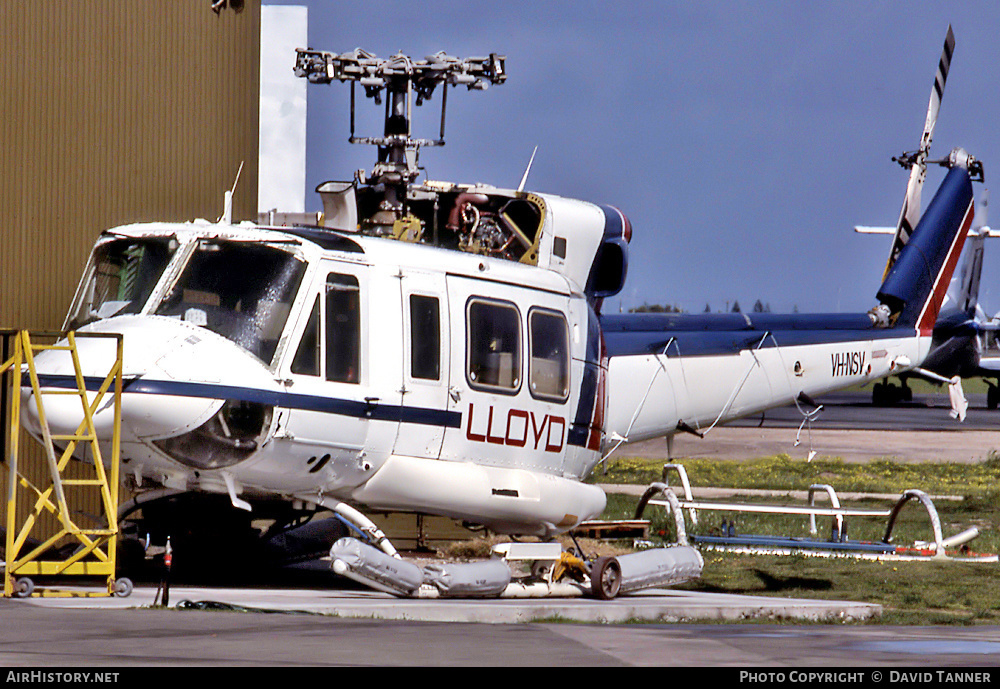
465,404,565,454
506,409,528,447
465,403,485,442
545,415,565,452
486,406,504,445
530,412,547,450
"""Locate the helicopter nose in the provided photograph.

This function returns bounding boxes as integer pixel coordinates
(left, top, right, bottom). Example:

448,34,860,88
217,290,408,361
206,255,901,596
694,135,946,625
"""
21,317,228,443
20,331,129,441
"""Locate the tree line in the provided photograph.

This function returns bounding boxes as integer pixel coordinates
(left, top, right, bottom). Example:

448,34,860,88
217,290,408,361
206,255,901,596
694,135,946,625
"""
630,299,787,314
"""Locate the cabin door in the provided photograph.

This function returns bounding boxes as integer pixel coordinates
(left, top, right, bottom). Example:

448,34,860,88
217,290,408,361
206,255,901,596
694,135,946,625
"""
274,261,393,489
392,268,451,459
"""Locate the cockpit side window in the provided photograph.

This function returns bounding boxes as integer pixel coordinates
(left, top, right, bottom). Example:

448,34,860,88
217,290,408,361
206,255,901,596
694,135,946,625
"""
67,237,175,329
325,273,360,384
466,298,521,393
409,294,440,381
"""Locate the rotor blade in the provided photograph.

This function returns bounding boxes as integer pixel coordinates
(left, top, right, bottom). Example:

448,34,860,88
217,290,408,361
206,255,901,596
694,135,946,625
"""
973,187,989,231
882,25,956,281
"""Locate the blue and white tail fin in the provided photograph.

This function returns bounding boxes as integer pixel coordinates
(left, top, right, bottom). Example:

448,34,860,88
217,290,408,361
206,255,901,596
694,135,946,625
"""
876,161,975,334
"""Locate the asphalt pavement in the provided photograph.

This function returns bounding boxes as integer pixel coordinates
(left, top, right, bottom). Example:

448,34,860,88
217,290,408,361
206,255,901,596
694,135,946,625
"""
730,391,1000,431
1,598,997,666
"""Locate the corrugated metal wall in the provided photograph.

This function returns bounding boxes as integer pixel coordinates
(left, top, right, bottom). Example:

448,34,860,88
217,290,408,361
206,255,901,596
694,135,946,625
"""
0,1,261,555
0,0,260,329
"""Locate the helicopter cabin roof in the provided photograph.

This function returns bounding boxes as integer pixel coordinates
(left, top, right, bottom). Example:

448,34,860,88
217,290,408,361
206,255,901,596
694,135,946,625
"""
102,214,580,297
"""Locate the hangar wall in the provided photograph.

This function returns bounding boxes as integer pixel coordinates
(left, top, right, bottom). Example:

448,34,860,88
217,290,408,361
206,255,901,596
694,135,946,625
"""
0,1,261,556
0,0,261,330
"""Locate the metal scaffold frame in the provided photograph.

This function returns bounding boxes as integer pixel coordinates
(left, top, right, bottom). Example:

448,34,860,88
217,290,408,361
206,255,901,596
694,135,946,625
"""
1,330,127,597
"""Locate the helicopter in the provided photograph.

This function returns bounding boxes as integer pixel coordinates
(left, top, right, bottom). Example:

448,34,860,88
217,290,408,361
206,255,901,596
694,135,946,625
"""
18,44,979,597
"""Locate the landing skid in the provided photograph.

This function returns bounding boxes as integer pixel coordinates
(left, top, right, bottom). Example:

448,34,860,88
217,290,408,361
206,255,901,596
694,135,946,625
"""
291,491,703,600
327,534,703,600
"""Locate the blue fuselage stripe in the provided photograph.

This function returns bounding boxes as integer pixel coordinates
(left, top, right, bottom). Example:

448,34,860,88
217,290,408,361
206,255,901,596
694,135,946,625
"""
32,375,463,428
599,313,916,358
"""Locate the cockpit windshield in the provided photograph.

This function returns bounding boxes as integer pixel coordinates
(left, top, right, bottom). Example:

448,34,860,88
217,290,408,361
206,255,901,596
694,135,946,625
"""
67,237,176,330
153,240,306,365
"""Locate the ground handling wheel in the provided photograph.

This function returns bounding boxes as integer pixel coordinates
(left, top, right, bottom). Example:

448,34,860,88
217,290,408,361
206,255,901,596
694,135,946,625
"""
13,577,34,598
590,556,622,600
114,577,133,598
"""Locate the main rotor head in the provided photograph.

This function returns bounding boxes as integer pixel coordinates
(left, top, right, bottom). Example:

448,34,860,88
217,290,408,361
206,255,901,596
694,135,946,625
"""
294,49,506,185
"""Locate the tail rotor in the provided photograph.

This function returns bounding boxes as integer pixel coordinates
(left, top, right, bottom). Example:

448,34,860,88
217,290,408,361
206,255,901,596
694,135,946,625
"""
882,25,956,281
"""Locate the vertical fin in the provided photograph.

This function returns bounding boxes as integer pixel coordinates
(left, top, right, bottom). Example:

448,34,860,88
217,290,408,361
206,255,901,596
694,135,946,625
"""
944,189,987,315
877,166,974,333
956,233,985,315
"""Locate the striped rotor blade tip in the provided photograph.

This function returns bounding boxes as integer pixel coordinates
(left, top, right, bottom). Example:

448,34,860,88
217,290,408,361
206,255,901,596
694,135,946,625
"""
934,26,956,102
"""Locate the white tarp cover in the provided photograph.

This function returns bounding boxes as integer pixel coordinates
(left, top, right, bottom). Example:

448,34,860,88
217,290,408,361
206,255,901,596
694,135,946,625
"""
616,546,704,593
422,559,512,598
330,537,424,596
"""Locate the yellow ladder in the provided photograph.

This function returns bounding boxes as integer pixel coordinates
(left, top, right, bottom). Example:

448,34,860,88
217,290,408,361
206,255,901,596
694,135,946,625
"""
2,330,126,597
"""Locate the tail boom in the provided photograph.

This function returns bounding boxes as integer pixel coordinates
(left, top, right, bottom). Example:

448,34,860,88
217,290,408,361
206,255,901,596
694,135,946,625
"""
599,166,976,452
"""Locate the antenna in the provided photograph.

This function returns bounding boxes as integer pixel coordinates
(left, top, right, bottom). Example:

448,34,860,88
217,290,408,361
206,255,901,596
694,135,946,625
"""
517,146,538,193
219,160,245,225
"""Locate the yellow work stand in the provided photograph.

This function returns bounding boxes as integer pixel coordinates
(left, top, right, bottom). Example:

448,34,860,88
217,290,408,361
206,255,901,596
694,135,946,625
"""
1,330,128,598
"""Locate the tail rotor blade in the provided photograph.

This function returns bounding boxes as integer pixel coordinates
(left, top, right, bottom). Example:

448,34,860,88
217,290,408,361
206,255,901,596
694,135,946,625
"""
883,25,956,281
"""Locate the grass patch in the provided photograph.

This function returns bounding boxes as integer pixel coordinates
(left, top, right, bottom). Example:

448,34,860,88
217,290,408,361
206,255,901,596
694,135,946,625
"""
596,454,1000,496
592,454,1000,624
676,554,1000,624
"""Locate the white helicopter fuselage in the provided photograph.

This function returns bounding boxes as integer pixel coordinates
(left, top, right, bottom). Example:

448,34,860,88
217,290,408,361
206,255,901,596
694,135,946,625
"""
23,161,974,540
26,190,616,536
604,330,929,444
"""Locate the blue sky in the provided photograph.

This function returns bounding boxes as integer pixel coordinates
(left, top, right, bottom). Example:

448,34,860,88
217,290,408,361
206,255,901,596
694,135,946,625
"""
262,1,1000,315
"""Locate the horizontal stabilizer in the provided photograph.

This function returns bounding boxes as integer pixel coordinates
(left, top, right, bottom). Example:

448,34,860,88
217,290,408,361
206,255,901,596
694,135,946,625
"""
856,225,1000,237
948,376,968,421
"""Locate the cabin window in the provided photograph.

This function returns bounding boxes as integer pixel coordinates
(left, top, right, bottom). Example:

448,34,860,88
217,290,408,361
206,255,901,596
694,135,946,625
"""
326,273,360,384
528,308,570,402
67,237,175,329
154,240,306,366
466,298,520,393
291,295,321,376
409,294,440,381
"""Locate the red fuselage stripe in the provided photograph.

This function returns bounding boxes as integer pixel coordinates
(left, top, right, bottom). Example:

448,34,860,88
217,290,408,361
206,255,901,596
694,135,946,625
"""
916,200,974,336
